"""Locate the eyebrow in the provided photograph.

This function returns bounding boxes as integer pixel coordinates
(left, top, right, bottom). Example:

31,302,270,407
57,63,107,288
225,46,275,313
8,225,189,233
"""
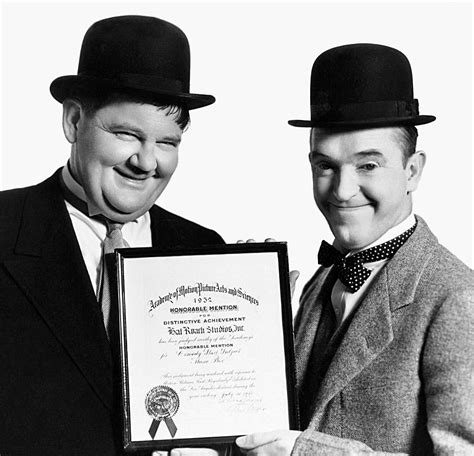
108,122,182,144
108,121,144,135
353,149,385,158
310,150,329,159
310,149,386,159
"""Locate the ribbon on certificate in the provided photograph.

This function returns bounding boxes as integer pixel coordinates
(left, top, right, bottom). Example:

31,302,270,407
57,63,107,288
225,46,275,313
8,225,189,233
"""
149,416,178,438
145,385,179,439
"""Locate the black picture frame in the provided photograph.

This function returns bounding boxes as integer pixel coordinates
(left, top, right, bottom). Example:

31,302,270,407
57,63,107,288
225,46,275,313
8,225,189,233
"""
116,242,298,453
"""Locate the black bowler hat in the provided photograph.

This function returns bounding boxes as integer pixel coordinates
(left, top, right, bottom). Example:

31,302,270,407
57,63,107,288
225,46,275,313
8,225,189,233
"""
289,43,435,128
50,15,215,110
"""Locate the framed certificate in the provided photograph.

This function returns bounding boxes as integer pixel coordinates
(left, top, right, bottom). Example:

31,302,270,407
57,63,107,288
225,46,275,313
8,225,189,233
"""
116,242,298,452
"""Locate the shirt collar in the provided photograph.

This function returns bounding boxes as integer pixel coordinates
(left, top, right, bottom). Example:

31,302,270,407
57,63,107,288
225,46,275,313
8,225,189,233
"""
62,162,89,207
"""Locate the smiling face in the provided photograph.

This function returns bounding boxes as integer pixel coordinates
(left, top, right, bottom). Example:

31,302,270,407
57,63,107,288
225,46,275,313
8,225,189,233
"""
63,100,183,223
310,127,425,251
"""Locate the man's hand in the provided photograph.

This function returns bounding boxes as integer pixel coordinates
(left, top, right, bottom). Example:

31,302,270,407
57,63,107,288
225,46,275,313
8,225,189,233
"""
235,430,302,455
153,448,221,456
288,270,300,299
236,238,300,298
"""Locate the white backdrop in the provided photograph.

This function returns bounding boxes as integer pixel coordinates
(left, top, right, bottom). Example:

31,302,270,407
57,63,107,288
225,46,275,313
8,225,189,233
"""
1,1,472,311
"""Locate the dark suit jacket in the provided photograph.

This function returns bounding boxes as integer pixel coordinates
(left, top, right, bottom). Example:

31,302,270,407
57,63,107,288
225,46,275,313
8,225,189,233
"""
292,216,474,455
0,170,224,456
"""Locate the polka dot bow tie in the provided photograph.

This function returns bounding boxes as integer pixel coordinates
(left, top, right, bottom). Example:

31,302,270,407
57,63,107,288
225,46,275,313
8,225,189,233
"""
318,223,417,292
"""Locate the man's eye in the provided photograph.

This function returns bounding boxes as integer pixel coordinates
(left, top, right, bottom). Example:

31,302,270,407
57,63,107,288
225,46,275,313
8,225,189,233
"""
359,162,378,171
114,131,138,140
310,160,331,169
312,162,334,175
156,141,179,148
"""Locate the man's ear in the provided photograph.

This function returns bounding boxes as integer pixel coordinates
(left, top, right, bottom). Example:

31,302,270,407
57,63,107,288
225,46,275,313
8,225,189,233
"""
406,150,426,194
62,99,83,144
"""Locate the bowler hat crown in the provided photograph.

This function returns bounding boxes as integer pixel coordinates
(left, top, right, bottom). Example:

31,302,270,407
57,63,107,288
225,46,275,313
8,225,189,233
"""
50,15,215,109
289,43,435,127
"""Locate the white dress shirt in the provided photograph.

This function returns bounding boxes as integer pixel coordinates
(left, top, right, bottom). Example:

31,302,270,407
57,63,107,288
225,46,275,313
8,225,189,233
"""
61,165,152,296
330,213,417,326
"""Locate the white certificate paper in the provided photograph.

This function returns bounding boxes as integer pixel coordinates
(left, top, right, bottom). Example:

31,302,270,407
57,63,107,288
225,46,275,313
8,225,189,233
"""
117,243,297,451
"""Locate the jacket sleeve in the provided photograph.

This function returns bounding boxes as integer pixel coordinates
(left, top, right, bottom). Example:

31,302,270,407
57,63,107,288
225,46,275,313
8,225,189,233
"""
292,430,400,455
292,430,407,455
423,288,474,454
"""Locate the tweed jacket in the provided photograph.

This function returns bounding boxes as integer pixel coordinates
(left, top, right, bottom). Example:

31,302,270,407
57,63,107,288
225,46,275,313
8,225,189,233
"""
292,216,474,455
0,170,225,456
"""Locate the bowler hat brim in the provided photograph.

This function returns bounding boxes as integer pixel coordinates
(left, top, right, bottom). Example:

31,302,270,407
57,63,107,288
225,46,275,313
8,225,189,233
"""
50,75,215,110
288,115,436,128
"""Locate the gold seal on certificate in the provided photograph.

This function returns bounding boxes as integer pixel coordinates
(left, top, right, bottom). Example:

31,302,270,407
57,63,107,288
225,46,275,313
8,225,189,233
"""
145,385,179,438
116,243,298,452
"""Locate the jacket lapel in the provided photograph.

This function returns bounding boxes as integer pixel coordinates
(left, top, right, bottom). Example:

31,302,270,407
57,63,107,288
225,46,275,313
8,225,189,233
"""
310,216,438,415
294,267,334,387
149,205,174,248
149,204,191,248
312,268,394,413
3,171,114,410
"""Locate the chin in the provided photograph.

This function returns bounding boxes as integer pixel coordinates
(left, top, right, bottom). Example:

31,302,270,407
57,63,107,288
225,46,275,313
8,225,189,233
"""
97,203,143,223
332,228,373,251
104,192,154,214
111,212,141,223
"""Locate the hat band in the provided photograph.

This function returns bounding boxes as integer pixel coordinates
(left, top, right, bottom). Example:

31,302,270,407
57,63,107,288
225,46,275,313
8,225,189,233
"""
311,99,419,121
78,71,187,93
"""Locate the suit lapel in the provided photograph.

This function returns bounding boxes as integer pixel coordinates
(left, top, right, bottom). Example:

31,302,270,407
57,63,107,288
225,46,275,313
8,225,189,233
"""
312,268,394,412
3,171,114,410
310,216,438,415
150,205,171,248
149,204,182,248
294,267,334,387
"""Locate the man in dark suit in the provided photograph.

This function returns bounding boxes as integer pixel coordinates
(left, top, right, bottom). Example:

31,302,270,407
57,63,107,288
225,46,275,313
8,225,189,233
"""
236,45,473,454
0,15,224,455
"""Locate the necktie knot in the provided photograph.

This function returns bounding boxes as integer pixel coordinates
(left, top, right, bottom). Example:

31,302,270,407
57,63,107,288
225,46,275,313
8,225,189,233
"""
318,240,345,268
104,220,129,253
318,222,417,292
106,221,124,234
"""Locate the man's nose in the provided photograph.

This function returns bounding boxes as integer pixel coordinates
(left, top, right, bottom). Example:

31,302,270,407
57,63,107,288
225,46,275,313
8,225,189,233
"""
129,143,157,173
332,169,359,202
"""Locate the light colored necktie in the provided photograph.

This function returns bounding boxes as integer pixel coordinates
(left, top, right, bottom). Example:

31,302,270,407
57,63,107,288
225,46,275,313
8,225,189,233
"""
99,221,129,339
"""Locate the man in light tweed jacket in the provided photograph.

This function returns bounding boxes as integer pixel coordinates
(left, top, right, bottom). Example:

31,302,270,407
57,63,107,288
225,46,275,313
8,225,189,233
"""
236,44,473,454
